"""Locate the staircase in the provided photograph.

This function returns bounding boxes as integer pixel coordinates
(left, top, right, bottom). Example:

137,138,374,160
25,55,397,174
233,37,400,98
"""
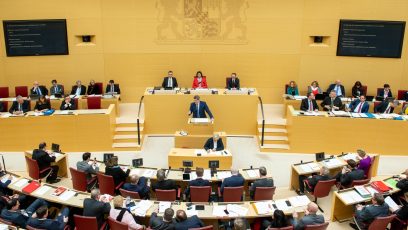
112,118,144,151
257,119,290,152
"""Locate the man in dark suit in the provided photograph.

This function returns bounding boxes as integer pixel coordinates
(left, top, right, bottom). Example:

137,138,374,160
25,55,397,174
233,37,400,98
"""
203,134,224,152
226,73,240,90
0,198,48,228
292,202,325,230
27,205,69,230
71,80,86,96
30,81,48,96
321,90,343,111
60,95,76,110
184,167,210,199
350,193,390,230
377,83,393,99
175,210,204,230
334,159,365,188
162,71,178,89
188,95,214,120
249,166,274,199
150,208,175,230
50,79,64,96
83,189,111,228
347,95,370,113
297,166,330,195
152,169,178,192
9,95,30,114
221,168,245,195
326,79,345,97
300,92,319,112
32,142,60,183
396,169,408,193
105,80,121,94
122,175,150,199
374,98,399,113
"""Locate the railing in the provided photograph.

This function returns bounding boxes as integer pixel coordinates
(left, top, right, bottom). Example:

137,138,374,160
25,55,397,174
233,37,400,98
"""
137,96,145,145
258,96,265,146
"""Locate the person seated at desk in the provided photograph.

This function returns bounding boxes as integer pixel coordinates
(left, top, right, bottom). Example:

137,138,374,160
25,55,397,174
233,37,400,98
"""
77,152,99,181
192,71,208,89
287,80,299,96
374,98,399,114
307,81,322,96
356,149,371,177
105,156,130,187
204,134,224,152
149,208,175,230
300,92,319,112
262,209,289,230
184,167,210,199
347,95,369,113
110,196,144,230
60,95,76,110
71,80,86,96
9,95,30,114
349,193,389,230
175,209,204,230
327,79,345,97
401,103,408,115
352,81,365,98
394,202,408,222
1,198,48,228
321,90,343,111
83,189,111,229
122,175,150,199
220,168,244,195
249,166,274,199
152,169,178,192
30,81,48,96
50,79,64,96
33,142,60,184
87,80,99,95
292,202,325,230
106,80,121,94
162,70,178,89
377,83,393,99
227,73,240,90
27,205,69,230
188,95,214,120
34,95,51,112
334,159,365,188
297,166,330,195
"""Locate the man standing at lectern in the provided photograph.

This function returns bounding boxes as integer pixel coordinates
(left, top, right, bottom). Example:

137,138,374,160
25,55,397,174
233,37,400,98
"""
188,95,214,120
204,134,224,152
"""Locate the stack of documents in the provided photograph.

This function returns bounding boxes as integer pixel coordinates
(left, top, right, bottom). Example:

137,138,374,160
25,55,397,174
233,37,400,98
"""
288,195,310,207
385,196,400,212
14,178,29,188
216,171,232,180
226,204,248,216
299,162,320,173
304,111,320,116
324,158,342,168
246,169,260,178
186,205,198,217
58,190,76,201
274,199,291,211
142,169,156,178
190,118,210,124
351,113,368,118
159,202,171,213
253,201,275,215
338,190,365,204
194,149,207,155
212,205,227,217
331,111,350,117
33,185,51,196
190,169,211,180
342,153,358,161
132,200,153,217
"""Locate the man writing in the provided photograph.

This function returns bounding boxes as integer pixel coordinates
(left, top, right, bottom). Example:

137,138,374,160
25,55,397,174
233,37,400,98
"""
203,134,224,152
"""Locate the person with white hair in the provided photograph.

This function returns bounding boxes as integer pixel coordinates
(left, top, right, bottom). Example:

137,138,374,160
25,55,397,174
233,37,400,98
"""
297,166,331,195
326,79,345,97
292,202,325,230
204,133,224,152
220,167,244,197
9,95,30,114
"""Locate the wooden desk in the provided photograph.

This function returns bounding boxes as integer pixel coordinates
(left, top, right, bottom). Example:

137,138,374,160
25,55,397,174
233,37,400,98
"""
24,151,68,177
168,148,232,170
175,132,226,149
144,88,258,135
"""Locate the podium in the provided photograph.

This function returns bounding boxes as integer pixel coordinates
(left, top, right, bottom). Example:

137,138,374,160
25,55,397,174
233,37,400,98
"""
185,118,214,135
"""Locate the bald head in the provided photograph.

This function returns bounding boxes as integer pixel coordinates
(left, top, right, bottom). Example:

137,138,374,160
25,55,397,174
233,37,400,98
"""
130,175,139,184
335,80,341,85
176,210,187,222
307,202,319,214
231,168,239,175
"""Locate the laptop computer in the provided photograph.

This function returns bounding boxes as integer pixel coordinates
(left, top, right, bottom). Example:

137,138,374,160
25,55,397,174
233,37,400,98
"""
182,173,190,181
51,143,60,153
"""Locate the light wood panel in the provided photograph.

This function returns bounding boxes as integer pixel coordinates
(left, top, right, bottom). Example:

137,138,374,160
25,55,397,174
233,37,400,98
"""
168,148,232,170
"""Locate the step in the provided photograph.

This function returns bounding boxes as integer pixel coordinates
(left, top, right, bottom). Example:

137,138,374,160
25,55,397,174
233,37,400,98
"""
258,128,287,133
257,118,287,126
112,142,141,150
260,144,290,150
114,134,139,140
115,127,143,132
259,136,288,141
116,117,144,124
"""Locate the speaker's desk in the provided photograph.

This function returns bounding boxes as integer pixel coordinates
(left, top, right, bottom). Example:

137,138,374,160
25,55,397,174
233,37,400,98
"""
25,150,68,178
168,148,232,170
143,88,258,135
175,131,226,149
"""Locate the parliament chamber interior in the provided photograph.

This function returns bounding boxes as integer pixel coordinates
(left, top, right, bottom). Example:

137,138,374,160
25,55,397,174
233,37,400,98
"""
0,1,407,230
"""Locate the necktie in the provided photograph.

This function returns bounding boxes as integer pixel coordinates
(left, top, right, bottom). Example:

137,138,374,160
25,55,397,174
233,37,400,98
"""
357,102,363,113
337,86,341,96
18,104,22,111
76,87,81,96
331,99,334,107
168,78,172,87
55,86,58,93
111,85,114,93
309,100,313,111
196,103,200,118
385,105,391,114
37,88,41,95
232,79,235,85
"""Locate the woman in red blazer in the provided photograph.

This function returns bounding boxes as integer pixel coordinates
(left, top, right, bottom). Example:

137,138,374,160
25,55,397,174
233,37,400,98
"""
192,71,208,89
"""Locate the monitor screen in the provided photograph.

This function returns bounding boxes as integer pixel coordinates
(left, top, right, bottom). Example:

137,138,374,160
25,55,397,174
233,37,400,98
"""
209,160,219,169
132,158,143,167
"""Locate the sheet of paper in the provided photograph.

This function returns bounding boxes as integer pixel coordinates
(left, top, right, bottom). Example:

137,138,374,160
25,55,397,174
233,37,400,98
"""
190,169,211,181
339,192,355,204
253,201,274,215
132,200,153,217
325,158,342,168
384,196,400,212
304,111,319,116
58,190,76,201
227,204,248,216
299,164,313,173
216,171,232,180
275,199,290,211
351,113,360,118
129,169,141,176
194,149,207,156
212,205,227,217
1,176,13,184
289,195,310,207
14,178,29,188
1,113,11,118
366,186,378,196
360,113,368,118
308,163,320,171
142,169,156,178
186,206,198,217
33,185,52,196
355,186,370,197
349,190,365,203
342,153,357,161
246,169,259,178
159,202,171,213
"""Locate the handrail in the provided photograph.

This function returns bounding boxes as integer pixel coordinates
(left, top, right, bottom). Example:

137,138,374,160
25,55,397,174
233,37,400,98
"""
137,96,145,145
258,96,265,146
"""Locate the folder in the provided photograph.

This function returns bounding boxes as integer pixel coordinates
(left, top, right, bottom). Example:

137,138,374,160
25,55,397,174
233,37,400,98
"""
22,181,41,194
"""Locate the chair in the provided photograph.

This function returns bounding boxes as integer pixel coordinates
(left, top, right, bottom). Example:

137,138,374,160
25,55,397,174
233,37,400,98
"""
373,101,382,111
267,226,294,230
73,98,79,109
108,216,128,230
285,84,289,94
361,85,368,96
225,78,231,88
87,96,101,109
95,82,103,94
351,178,370,187
155,189,181,201
377,88,384,97
96,173,123,196
398,90,407,100
25,156,52,180
0,87,9,98
190,186,211,202
119,188,141,199
26,225,46,230
391,216,407,230
354,214,396,230
254,186,276,201
304,179,336,212
69,167,97,192
15,86,28,97
74,215,106,230
304,222,329,230
366,155,376,180
218,186,244,202
0,101,7,112
190,226,214,230
0,217,14,225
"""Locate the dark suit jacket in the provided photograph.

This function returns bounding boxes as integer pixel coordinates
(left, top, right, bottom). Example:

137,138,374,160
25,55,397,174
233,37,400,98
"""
162,77,178,88
352,86,365,98
30,86,48,96
71,85,87,95
227,78,240,89
83,198,111,228
374,101,394,113
300,98,319,111
340,169,365,187
396,178,408,193
32,149,56,170
221,174,245,193
348,99,369,113
60,100,76,110
377,89,393,98
0,209,29,228
152,179,177,191
175,215,204,230
105,166,130,187
327,84,345,96
321,96,343,111
189,101,213,118
293,214,325,230
87,85,100,95
34,101,51,111
27,217,66,230
185,178,210,196
203,138,224,151
150,212,175,230
9,100,30,113
249,178,274,199
355,204,389,225
122,176,150,199
306,174,330,192
105,84,121,94
0,102,3,113
403,92,408,101
50,85,64,95
396,204,408,220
